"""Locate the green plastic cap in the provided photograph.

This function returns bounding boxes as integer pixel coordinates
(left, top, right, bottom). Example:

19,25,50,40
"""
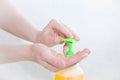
61,38,77,56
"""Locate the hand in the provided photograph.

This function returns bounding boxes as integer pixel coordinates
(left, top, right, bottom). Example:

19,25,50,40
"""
36,19,80,47
31,44,90,72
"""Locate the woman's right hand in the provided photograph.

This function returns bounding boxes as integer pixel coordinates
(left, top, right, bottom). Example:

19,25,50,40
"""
31,44,90,72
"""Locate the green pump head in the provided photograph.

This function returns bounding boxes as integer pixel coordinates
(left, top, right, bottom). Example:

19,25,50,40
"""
61,38,77,56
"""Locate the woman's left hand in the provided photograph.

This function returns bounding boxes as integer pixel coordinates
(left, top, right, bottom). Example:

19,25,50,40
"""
36,19,80,47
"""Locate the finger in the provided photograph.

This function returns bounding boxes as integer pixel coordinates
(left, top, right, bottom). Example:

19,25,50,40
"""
66,27,80,41
66,48,91,67
37,59,59,72
58,36,64,44
59,41,64,44
63,43,68,54
49,19,73,38
59,21,80,41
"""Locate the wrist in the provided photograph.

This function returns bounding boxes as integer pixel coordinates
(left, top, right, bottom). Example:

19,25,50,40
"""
0,44,35,64
30,43,49,63
25,44,35,61
35,30,44,44
14,44,35,62
30,44,43,62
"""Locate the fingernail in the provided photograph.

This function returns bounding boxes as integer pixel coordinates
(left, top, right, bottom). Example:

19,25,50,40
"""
84,48,91,54
82,53,89,58
68,34,73,38
84,53,89,56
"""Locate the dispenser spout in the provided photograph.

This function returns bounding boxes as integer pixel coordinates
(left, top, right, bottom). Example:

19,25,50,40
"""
61,38,77,56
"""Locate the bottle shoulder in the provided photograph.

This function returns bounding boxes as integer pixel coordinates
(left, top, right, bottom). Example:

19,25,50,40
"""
55,65,84,76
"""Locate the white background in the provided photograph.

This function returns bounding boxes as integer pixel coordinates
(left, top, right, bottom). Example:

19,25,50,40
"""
0,0,120,80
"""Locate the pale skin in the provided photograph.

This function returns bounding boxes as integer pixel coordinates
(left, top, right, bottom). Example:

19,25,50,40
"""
0,0,90,72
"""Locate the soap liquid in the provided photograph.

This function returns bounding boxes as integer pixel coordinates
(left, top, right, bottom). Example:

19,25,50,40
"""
55,74,84,80
55,65,84,80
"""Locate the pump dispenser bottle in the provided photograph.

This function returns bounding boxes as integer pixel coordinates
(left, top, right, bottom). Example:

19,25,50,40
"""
55,38,85,80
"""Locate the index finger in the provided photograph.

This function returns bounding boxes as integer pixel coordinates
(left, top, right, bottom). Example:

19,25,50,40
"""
60,22,80,41
49,19,73,38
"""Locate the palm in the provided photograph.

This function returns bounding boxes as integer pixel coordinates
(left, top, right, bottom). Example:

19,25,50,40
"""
32,44,90,72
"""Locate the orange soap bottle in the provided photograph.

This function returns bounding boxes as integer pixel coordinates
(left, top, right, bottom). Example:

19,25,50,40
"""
54,38,85,80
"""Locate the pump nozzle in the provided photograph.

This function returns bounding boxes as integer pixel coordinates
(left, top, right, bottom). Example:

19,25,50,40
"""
61,38,77,56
